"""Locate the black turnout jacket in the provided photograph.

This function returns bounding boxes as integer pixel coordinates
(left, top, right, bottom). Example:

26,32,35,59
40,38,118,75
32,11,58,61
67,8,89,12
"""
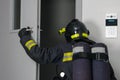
20,35,117,80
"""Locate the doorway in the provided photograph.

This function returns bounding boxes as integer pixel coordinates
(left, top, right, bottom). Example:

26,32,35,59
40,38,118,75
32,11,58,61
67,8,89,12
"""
40,0,75,80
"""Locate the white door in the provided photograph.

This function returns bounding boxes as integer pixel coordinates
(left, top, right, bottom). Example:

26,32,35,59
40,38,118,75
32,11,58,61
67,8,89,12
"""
21,0,38,79
21,0,38,41
0,0,38,80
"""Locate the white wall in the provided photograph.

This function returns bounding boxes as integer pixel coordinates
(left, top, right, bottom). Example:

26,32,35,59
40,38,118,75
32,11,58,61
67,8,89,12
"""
0,0,37,80
76,0,82,20
82,0,120,79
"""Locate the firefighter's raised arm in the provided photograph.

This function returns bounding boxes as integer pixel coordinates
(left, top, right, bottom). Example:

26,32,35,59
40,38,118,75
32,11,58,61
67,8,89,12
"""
18,27,63,64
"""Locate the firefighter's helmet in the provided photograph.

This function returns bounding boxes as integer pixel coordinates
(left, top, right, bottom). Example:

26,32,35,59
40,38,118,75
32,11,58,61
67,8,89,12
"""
65,19,89,42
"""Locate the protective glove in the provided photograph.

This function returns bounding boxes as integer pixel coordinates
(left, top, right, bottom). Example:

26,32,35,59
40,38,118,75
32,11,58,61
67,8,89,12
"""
18,27,32,39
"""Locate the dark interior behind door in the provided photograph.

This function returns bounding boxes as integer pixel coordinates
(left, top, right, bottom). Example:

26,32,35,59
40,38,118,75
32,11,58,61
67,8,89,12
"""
40,0,75,80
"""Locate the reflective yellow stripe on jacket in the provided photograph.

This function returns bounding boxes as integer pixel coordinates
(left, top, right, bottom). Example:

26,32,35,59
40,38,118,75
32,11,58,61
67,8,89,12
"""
25,40,37,50
62,52,73,62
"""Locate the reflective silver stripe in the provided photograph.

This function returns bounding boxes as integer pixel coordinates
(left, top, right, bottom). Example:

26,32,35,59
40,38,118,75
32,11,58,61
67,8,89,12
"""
92,47,105,53
73,46,84,54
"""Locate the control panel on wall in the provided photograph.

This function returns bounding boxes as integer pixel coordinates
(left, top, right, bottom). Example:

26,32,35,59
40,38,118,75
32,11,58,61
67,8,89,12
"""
105,13,118,38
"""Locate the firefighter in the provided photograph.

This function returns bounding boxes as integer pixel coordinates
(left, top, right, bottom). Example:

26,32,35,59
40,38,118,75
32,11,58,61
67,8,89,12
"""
18,19,117,80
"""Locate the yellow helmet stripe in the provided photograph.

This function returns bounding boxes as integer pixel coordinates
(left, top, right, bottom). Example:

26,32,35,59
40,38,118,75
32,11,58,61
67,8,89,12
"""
59,27,66,35
82,33,88,38
71,33,80,39
25,40,37,50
